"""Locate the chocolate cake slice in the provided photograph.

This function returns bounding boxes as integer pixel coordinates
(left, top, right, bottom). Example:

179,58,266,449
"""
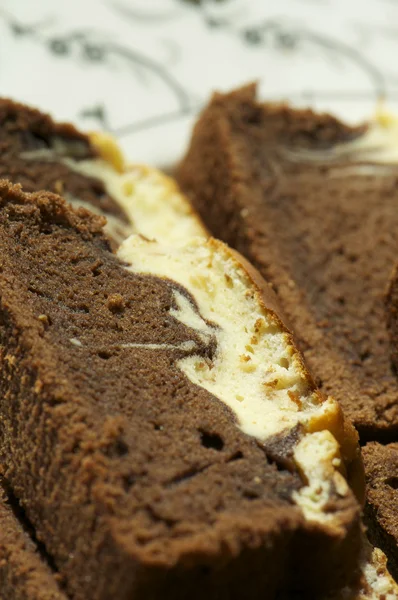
0,180,362,599
0,98,206,247
177,84,398,440
0,479,68,600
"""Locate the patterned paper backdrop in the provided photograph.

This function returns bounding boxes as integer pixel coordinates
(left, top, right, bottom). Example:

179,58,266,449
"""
1,0,398,166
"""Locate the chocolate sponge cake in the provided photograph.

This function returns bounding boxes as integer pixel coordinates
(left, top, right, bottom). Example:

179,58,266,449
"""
0,179,363,599
177,84,398,439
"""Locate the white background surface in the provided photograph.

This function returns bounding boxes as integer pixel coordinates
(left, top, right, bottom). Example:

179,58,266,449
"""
2,0,398,167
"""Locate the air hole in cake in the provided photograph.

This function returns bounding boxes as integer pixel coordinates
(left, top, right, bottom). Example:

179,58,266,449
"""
153,423,163,431
243,489,260,500
91,266,102,277
98,350,112,360
360,350,371,362
200,430,224,451
259,449,290,473
104,439,129,458
122,474,135,492
92,182,106,198
385,477,398,490
228,451,244,462
315,376,323,388
71,441,81,454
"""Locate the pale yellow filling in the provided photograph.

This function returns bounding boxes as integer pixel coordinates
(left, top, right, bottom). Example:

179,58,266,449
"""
64,159,207,244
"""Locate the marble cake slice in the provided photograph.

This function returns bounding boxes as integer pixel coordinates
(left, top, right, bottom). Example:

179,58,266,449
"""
0,478,67,600
177,83,398,440
0,180,362,599
0,98,205,247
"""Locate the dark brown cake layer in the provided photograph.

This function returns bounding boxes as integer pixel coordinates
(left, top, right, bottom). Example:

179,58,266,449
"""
0,181,361,599
362,442,398,580
0,98,129,230
177,84,398,439
0,479,68,600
